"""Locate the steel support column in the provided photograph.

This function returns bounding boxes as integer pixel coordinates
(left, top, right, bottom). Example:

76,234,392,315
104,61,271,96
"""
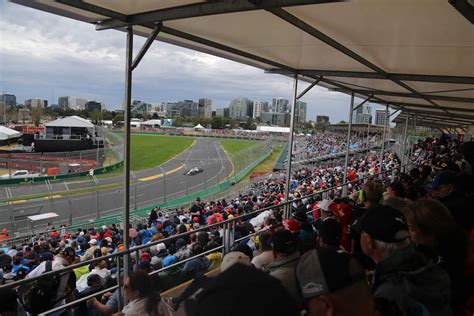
401,115,409,172
284,75,298,219
342,93,355,197
380,104,389,177
122,26,133,282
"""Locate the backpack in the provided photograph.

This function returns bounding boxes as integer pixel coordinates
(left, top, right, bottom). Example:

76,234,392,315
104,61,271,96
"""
19,260,62,315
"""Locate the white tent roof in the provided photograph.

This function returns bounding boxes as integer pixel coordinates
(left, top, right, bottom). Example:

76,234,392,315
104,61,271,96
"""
0,126,22,140
45,115,95,128
257,126,290,133
193,124,205,129
143,119,162,125
13,0,474,128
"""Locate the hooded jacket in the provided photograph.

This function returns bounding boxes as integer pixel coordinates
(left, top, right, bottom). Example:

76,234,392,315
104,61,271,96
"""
372,244,452,316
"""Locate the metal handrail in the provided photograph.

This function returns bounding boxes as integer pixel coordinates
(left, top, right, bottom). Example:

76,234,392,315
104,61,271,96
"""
0,161,404,291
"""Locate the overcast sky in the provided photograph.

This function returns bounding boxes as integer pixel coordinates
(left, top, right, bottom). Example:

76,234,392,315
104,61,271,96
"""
0,1,387,123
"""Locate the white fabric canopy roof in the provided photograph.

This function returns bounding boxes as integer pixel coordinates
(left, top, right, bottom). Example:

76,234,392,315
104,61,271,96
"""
45,115,95,128
0,126,22,140
193,124,204,129
12,0,474,128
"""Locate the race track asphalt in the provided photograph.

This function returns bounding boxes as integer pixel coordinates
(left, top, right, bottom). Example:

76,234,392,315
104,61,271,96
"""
0,138,233,235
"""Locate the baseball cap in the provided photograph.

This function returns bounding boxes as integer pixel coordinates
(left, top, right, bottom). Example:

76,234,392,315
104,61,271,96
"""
62,246,79,259
318,199,333,212
283,219,300,234
185,264,299,316
271,229,298,255
220,251,251,272
353,205,409,243
140,252,151,261
88,239,98,245
297,247,365,299
155,243,166,252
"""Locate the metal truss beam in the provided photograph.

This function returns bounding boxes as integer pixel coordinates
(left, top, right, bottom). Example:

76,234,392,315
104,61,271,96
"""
94,0,339,31
265,68,474,85
329,88,474,103
131,22,163,70
296,77,322,99
352,94,373,112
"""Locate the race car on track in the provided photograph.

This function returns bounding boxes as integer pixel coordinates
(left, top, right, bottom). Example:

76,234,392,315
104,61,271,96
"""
184,167,203,176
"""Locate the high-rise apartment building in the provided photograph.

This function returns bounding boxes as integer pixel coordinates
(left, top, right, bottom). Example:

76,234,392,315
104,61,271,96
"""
58,96,69,109
229,97,253,118
198,98,212,118
316,115,330,124
295,100,307,123
261,112,290,126
216,107,230,118
85,101,102,112
252,101,269,119
68,96,87,110
271,97,289,113
353,103,372,124
375,109,389,126
1,94,16,107
25,98,48,108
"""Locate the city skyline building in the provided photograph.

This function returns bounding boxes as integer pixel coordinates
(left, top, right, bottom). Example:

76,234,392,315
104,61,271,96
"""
316,115,330,124
25,98,48,108
295,100,307,123
68,96,87,110
252,100,269,119
229,97,253,118
271,97,289,113
198,98,212,118
375,109,389,126
261,112,290,126
1,94,16,107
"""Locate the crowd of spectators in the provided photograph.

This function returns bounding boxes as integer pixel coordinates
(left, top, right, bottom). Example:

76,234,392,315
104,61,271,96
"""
0,134,472,316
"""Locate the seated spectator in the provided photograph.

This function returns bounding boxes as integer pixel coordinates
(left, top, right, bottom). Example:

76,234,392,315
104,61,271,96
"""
314,218,343,249
403,199,469,313
184,264,299,316
355,205,452,316
76,260,110,293
266,229,302,306
297,247,381,316
251,230,275,270
121,271,171,315
204,242,222,271
182,243,209,280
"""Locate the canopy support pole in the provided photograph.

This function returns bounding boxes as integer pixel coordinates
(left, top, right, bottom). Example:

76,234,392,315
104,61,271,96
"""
380,104,388,177
342,92,354,197
284,75,298,219
401,115,409,171
123,25,133,285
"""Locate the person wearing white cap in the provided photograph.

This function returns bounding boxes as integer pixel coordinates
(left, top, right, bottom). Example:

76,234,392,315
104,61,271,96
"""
318,199,335,220
83,239,99,261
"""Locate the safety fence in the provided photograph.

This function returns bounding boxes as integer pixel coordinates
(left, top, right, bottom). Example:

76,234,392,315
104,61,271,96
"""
0,139,273,243
0,128,124,185
0,163,404,316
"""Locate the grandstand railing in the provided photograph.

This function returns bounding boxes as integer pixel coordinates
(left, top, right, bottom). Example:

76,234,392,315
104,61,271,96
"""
0,162,407,315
